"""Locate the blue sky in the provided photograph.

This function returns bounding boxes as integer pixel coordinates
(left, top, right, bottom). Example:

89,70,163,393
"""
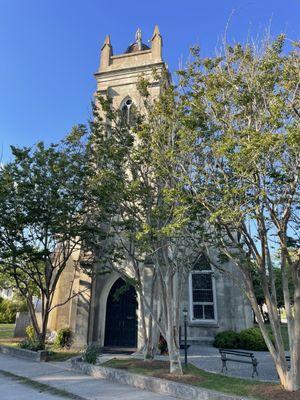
0,0,299,162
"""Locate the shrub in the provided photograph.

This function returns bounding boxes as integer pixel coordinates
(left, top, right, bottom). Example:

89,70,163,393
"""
19,324,43,351
19,339,44,351
83,344,101,364
214,328,269,351
54,327,73,349
0,296,28,323
213,330,239,349
25,325,36,343
238,328,268,351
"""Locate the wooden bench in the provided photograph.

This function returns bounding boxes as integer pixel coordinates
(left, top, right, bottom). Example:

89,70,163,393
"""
219,349,259,378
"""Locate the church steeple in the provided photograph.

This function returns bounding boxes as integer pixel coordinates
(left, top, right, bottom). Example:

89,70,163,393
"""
96,26,167,111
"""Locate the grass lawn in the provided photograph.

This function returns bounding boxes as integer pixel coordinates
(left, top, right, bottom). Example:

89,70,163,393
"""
103,358,299,400
0,324,80,360
0,323,15,340
47,347,81,362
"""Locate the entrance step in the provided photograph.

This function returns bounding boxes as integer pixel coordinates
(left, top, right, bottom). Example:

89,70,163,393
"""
101,346,137,355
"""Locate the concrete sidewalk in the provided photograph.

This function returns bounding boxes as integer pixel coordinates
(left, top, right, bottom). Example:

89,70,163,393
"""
0,373,65,400
0,353,177,400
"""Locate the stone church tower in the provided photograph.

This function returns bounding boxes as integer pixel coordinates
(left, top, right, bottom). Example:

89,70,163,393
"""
48,27,253,348
48,26,169,346
96,25,165,112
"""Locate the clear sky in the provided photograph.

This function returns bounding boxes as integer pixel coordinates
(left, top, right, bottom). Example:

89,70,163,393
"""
0,0,299,162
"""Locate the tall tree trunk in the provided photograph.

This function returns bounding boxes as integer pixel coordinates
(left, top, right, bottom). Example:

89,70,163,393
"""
289,286,300,391
166,324,182,374
144,271,158,360
38,296,51,348
165,269,182,374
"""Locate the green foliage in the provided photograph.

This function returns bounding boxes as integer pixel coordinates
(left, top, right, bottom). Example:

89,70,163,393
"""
25,325,36,343
178,34,300,386
0,138,94,346
238,328,268,351
0,297,27,323
213,330,240,349
214,328,269,351
19,339,44,352
83,344,101,364
19,325,43,351
19,325,44,351
54,327,73,349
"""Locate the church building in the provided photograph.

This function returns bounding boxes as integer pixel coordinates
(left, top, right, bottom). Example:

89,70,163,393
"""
48,26,253,349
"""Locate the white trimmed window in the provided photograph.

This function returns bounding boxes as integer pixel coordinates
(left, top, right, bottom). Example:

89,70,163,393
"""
189,254,217,322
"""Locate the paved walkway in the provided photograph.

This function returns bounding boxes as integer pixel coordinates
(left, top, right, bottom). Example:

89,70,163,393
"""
0,353,177,400
186,345,279,382
0,373,64,400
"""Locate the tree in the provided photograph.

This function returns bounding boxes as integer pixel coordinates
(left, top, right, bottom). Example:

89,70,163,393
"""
179,35,300,390
0,139,92,347
83,78,206,374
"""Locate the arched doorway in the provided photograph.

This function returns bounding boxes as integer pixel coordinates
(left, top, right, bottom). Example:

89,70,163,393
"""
104,278,138,348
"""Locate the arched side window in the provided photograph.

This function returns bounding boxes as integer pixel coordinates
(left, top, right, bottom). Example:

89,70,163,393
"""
120,97,134,124
189,253,217,322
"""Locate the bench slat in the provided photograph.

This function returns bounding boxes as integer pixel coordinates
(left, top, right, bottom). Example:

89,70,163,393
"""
219,349,254,357
224,358,254,364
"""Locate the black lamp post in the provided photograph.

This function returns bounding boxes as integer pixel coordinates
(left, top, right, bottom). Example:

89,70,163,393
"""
183,307,188,366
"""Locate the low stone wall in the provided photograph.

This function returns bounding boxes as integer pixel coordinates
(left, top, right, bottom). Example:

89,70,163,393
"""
71,358,244,400
0,345,49,362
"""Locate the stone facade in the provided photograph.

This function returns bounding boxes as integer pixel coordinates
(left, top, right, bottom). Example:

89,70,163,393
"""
48,27,252,348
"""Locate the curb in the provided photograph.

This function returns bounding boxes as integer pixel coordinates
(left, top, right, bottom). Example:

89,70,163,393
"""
0,344,49,362
71,358,247,400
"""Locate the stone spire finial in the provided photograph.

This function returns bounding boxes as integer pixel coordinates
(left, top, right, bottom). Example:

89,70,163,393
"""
102,35,111,49
152,24,160,38
135,28,142,51
151,25,162,61
99,34,113,71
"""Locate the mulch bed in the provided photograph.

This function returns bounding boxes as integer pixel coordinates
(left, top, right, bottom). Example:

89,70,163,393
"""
251,385,300,400
112,359,170,370
153,372,203,385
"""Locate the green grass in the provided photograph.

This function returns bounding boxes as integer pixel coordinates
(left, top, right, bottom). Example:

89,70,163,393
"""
104,358,262,397
185,364,262,396
0,369,85,400
47,348,81,362
0,325,80,360
103,358,299,400
0,323,15,339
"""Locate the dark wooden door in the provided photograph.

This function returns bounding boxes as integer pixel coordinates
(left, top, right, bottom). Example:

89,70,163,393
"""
104,278,137,348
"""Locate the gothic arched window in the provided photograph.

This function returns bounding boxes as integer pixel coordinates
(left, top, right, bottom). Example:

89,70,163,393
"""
120,97,136,124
